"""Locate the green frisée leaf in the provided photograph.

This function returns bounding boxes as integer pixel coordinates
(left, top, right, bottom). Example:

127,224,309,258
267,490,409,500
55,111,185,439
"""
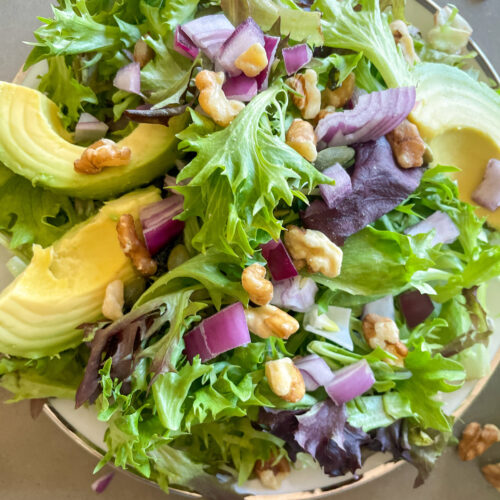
221,0,323,44
354,57,386,92
309,52,364,90
140,0,200,37
0,174,81,250
0,347,87,401
25,0,141,68
451,343,489,381
313,0,412,87
379,0,406,21
38,56,97,129
176,85,330,258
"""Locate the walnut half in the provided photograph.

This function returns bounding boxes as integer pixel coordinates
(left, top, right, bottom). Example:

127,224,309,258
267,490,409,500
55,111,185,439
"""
254,456,291,489
482,463,500,492
458,422,500,461
74,139,131,174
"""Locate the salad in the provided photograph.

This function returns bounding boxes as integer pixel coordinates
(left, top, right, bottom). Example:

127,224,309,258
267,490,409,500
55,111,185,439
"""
1,0,500,497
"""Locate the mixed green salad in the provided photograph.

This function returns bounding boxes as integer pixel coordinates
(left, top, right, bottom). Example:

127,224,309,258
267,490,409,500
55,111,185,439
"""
1,0,500,497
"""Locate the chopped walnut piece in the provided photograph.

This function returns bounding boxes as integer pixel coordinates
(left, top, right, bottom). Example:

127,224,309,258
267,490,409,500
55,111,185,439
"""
482,463,500,492
286,69,321,120
116,214,157,276
265,357,305,403
323,73,355,109
458,422,500,461
234,43,268,77
254,456,291,489
386,119,426,169
241,263,273,306
102,280,124,321
286,119,317,162
390,20,420,66
362,313,408,366
245,305,299,340
74,139,131,174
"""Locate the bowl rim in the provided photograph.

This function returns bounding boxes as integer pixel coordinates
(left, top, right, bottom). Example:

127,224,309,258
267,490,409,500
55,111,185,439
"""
35,0,500,497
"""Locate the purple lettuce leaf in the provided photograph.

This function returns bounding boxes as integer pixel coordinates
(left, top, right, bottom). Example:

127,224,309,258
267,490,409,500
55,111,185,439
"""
302,137,423,245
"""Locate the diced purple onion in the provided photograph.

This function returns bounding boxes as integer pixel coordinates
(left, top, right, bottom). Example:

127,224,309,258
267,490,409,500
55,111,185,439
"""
472,159,500,212
304,305,354,351
222,74,257,101
325,360,375,405
181,14,235,60
405,211,460,246
295,354,334,391
113,62,141,95
91,472,114,493
139,195,185,256
315,87,416,148
282,44,313,75
398,290,434,329
362,295,395,320
216,17,265,76
319,163,353,209
256,35,280,91
74,113,109,144
184,302,250,362
173,25,200,60
260,239,298,281
271,276,318,312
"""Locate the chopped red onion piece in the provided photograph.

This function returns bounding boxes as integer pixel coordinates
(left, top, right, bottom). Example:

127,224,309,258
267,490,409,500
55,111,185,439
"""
140,195,185,256
113,62,141,95
74,113,109,144
91,472,114,493
174,25,199,60
315,87,416,148
260,239,298,281
182,14,235,60
319,163,353,209
304,305,353,351
256,35,280,91
295,354,334,391
405,211,459,246
184,302,250,362
216,17,265,76
222,74,257,101
362,295,395,320
271,276,318,312
282,44,313,75
472,159,500,212
325,360,375,404
399,290,434,329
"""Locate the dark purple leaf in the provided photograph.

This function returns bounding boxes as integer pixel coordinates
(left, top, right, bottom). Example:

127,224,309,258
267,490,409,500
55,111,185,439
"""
302,137,423,245
398,290,434,329
91,472,114,493
124,104,188,126
75,297,172,408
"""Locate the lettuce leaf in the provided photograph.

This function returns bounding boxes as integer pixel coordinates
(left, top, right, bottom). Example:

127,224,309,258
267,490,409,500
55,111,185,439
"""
176,85,329,258
38,55,97,129
140,0,200,37
221,0,323,44
0,346,87,401
0,174,81,251
26,0,141,68
313,0,412,87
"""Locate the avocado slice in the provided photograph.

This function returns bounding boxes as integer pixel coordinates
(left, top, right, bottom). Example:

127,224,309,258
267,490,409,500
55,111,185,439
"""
411,63,500,228
0,82,187,200
0,187,161,358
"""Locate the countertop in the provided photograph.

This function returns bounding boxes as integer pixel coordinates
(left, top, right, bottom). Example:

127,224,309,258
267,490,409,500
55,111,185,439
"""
1,0,499,499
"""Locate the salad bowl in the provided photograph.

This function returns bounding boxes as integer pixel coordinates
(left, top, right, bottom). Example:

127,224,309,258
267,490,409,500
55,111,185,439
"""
1,0,499,498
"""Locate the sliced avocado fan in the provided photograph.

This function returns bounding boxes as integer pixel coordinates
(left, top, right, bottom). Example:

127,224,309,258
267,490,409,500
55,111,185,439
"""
0,82,187,200
0,187,161,358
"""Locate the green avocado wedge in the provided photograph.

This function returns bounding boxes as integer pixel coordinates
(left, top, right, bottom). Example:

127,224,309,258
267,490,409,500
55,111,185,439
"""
0,187,161,358
411,63,500,229
0,82,186,200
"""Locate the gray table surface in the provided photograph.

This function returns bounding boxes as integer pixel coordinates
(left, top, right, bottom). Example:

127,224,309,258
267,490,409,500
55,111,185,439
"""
0,0,499,499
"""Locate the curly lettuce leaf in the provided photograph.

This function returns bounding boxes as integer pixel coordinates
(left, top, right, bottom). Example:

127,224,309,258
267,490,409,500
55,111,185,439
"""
38,55,97,129
313,0,412,87
221,0,323,44
0,174,81,250
140,0,200,37
25,0,141,68
177,85,330,258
